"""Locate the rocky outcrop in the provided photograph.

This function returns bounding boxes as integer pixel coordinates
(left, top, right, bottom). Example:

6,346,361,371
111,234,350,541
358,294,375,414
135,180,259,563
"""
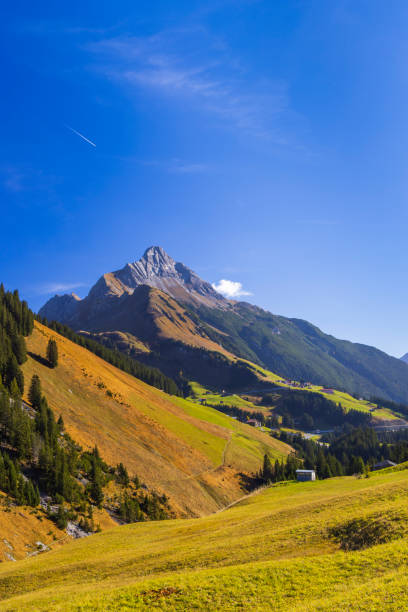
39,246,228,326
110,246,226,308
39,293,81,325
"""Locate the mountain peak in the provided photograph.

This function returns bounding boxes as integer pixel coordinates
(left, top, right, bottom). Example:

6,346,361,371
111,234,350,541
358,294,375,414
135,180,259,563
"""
142,245,173,261
133,246,176,275
118,247,226,307
39,246,229,326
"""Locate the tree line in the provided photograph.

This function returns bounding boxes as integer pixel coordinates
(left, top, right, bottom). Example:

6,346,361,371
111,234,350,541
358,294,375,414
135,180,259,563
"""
0,375,171,529
269,389,371,430
262,426,408,485
35,316,181,396
0,285,33,397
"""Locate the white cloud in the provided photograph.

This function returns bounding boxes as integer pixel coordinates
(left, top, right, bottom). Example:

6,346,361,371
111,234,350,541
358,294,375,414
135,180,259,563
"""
212,279,251,299
142,158,209,174
86,32,289,140
37,282,86,295
167,160,208,174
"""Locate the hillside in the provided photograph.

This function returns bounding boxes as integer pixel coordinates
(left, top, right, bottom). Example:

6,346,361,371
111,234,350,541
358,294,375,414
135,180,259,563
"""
1,465,408,609
40,246,408,404
0,497,67,562
22,322,290,517
197,301,408,403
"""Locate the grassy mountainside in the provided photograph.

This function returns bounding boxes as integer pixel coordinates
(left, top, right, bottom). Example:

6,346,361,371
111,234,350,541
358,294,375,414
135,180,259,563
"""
39,247,408,403
22,322,290,517
1,465,408,609
0,496,66,562
0,495,116,563
59,285,233,357
197,302,408,403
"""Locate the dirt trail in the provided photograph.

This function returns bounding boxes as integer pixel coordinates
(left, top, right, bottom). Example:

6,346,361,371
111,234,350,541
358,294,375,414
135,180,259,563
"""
157,433,234,486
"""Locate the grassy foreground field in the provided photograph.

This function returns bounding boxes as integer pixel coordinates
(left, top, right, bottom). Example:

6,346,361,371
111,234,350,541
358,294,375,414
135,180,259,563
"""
22,323,290,517
1,466,408,610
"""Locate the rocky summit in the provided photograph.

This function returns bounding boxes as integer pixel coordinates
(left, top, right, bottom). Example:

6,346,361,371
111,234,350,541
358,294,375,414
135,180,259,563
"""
40,247,227,327
39,247,408,404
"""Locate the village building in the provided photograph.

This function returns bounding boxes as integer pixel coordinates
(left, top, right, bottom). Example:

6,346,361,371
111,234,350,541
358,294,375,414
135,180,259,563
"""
247,419,261,428
296,469,316,482
372,460,397,471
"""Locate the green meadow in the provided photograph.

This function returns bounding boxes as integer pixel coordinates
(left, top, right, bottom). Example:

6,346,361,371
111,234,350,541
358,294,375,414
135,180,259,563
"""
191,369,403,422
1,465,408,610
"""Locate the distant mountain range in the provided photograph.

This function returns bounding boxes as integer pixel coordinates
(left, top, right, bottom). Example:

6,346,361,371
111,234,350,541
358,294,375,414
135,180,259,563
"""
40,246,408,403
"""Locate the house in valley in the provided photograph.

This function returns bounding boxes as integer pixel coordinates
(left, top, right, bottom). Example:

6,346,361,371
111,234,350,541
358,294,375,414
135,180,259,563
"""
296,469,316,482
372,460,397,471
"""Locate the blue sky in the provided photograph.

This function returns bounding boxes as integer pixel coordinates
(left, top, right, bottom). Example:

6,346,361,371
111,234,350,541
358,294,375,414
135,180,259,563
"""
2,0,408,357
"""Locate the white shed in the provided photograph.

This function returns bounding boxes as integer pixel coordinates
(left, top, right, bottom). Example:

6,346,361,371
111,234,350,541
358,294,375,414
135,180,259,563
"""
296,469,316,482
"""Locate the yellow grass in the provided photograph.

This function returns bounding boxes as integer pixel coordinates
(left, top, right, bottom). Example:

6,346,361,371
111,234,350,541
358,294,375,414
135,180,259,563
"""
22,323,290,519
1,467,408,609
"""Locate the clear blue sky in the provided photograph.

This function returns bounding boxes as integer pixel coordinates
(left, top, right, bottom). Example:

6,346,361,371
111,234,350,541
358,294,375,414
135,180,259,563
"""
2,1,408,357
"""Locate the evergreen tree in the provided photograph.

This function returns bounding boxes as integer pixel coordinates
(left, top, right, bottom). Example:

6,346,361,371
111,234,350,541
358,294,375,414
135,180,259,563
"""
10,378,21,399
46,339,58,368
28,375,42,410
4,355,24,394
12,334,27,365
261,454,273,482
116,463,129,486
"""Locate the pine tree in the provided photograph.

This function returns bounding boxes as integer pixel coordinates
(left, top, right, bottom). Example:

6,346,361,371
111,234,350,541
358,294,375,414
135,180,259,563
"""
28,375,42,410
12,334,27,365
5,355,24,394
46,339,58,368
261,454,273,482
10,378,21,399
116,462,129,486
89,453,104,507
90,479,104,508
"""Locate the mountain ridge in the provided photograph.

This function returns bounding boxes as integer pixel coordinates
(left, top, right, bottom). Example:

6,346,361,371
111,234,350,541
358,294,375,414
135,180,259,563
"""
39,246,408,403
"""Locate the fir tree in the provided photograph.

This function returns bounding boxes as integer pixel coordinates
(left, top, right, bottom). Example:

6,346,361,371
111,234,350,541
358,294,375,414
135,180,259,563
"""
46,339,58,368
28,375,42,410
12,334,27,365
261,454,273,482
10,378,21,399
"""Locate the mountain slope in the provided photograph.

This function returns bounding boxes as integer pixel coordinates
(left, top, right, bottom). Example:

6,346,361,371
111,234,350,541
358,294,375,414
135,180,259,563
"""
22,322,290,517
40,246,408,403
197,302,408,402
1,465,408,610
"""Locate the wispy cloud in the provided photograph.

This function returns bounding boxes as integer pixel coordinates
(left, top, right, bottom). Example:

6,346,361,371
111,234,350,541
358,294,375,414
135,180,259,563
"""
36,282,87,295
212,279,252,298
85,31,290,140
3,167,25,192
142,158,209,174
1,165,58,195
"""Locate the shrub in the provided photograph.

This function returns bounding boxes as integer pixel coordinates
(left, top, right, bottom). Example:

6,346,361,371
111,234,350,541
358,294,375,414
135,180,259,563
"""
328,511,407,550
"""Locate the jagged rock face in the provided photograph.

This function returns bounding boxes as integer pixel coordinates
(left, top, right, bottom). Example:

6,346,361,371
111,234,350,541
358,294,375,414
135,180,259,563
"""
110,246,226,308
39,247,227,327
39,293,81,325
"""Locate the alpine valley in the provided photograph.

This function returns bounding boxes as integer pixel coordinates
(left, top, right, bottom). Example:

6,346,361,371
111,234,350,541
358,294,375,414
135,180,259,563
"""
41,246,408,403
2,249,408,610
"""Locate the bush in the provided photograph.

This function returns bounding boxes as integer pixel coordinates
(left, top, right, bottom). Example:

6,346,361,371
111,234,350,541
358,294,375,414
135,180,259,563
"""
328,512,407,550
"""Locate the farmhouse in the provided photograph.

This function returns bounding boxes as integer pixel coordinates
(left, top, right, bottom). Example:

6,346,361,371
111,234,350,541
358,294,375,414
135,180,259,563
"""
372,460,397,471
296,469,316,481
247,419,261,427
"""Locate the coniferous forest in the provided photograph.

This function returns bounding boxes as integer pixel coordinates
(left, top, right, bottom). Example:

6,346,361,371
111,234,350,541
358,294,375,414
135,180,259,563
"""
36,315,181,396
0,286,170,529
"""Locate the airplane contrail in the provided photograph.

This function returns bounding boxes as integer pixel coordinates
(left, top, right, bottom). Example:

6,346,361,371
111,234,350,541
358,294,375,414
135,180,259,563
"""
65,125,96,147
